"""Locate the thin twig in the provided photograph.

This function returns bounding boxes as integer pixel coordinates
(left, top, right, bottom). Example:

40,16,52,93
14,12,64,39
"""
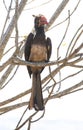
50,80,83,99
15,0,19,48
66,24,83,57
46,0,70,31
31,109,45,123
15,106,29,129
0,0,28,60
44,66,56,104
3,0,8,11
1,66,19,89
15,112,37,130
0,45,24,88
57,69,83,84
57,10,70,91
69,30,83,55
48,0,81,31
24,0,52,10
1,0,13,42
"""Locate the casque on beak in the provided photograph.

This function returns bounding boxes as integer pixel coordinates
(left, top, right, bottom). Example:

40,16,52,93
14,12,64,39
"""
32,14,48,26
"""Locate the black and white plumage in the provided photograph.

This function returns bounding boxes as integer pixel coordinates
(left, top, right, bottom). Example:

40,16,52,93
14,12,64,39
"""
24,14,52,111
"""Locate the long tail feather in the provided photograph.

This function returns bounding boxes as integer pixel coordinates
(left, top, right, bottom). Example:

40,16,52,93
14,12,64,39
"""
29,72,44,111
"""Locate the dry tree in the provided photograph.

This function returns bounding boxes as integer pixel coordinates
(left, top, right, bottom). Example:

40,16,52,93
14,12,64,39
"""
0,0,83,129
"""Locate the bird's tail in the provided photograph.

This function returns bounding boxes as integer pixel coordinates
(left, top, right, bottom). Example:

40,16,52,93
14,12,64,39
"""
29,72,44,111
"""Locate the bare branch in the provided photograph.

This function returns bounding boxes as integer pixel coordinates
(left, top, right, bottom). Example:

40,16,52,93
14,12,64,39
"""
24,0,52,10
0,81,83,115
15,0,19,48
15,106,29,129
49,0,81,30
0,64,15,89
0,0,28,60
0,102,29,115
57,10,70,91
1,0,13,41
69,30,83,55
66,24,83,56
15,112,38,130
0,42,82,90
3,0,8,11
0,45,24,88
46,0,70,30
0,89,31,107
1,66,19,89
57,10,70,58
42,42,83,84
57,69,83,84
50,80,83,99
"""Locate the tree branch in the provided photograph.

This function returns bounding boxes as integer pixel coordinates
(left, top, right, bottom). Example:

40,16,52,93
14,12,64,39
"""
50,80,83,99
0,81,83,114
46,0,70,30
0,0,28,60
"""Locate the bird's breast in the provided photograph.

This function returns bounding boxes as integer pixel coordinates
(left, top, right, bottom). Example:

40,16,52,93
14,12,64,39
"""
29,44,47,61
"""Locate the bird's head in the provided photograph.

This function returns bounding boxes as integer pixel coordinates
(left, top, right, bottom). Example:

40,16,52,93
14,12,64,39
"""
33,14,48,28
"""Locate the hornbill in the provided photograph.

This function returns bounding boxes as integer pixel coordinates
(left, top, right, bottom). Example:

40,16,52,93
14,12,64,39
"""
24,14,52,111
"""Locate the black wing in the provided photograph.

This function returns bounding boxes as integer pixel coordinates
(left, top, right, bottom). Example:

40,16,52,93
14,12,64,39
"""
24,33,34,77
46,37,52,61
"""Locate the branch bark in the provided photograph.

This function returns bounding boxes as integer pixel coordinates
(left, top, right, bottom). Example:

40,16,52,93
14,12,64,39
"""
0,0,28,60
46,0,70,30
